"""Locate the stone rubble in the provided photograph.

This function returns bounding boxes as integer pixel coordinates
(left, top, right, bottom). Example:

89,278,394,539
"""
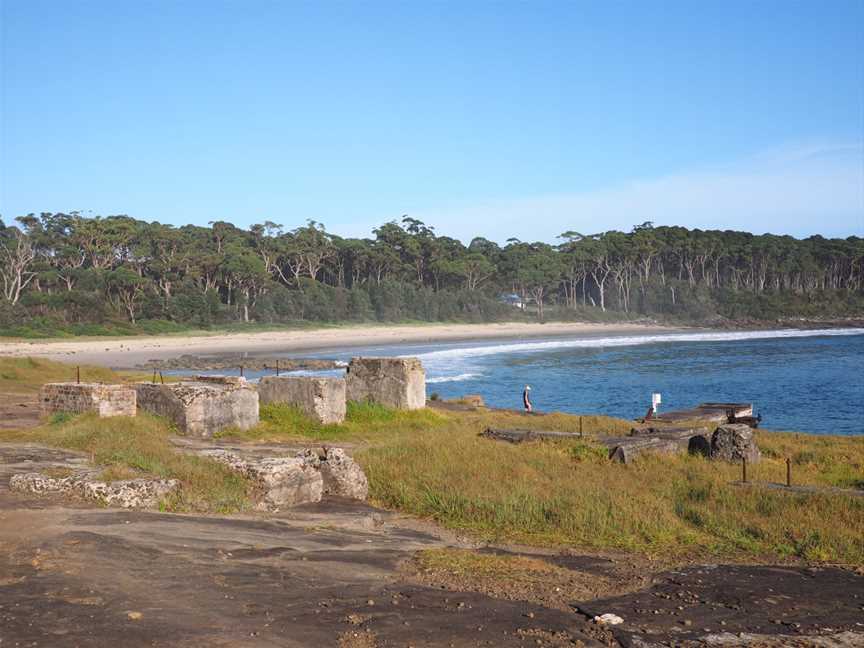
9,471,178,508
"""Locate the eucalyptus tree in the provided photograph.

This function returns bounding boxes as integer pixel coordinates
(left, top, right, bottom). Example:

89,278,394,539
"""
0,221,36,304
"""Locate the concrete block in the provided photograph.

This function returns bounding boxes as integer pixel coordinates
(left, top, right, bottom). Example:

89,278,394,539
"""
711,423,761,463
135,376,259,437
345,357,426,410
39,383,136,418
257,375,346,424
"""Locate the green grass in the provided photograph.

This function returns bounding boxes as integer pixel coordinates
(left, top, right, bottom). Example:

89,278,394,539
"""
219,400,447,443
359,428,864,563
415,548,564,582
0,413,252,513
225,402,864,564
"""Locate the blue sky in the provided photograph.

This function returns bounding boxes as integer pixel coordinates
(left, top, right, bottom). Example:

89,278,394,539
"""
1,0,862,243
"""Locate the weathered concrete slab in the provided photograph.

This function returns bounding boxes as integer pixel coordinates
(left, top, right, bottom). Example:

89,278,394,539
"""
135,376,259,437
346,357,426,410
257,375,346,424
652,402,754,424
39,382,136,418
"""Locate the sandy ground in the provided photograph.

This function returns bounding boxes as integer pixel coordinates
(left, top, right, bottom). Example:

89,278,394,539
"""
0,322,679,368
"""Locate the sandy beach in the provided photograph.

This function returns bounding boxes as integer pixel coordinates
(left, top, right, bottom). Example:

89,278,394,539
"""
0,321,678,368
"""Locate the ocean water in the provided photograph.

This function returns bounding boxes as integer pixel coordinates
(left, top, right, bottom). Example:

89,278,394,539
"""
199,328,864,436
309,328,864,436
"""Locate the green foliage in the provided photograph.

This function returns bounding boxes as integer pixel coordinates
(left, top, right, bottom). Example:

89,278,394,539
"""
1,213,861,333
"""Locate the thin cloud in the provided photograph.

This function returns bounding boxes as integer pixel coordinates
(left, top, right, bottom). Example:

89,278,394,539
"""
407,142,864,243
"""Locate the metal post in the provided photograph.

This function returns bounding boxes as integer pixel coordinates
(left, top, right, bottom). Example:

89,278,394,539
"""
240,365,244,378
786,458,791,487
579,416,583,437
76,366,80,384
152,370,157,384
159,371,164,385
276,359,279,376
742,457,747,483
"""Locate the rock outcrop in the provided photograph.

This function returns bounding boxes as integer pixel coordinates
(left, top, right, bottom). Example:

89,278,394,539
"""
257,376,346,424
39,383,137,418
345,357,426,410
135,376,259,437
710,424,761,463
9,472,178,508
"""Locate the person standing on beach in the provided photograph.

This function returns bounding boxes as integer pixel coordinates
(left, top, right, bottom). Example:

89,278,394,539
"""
523,385,533,413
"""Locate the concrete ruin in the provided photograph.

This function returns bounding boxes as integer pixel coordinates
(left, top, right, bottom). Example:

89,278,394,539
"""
201,450,323,509
135,376,259,437
345,357,426,410
10,471,178,508
711,424,762,463
39,383,137,418
297,447,369,500
199,446,368,509
257,375,346,424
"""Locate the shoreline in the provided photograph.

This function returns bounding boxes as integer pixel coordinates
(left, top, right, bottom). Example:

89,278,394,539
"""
0,321,684,368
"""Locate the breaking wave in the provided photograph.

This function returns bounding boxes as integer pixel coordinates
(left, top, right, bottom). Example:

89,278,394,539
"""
426,373,482,384
411,328,864,363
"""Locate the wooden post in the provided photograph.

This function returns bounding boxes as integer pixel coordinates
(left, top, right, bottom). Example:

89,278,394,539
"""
786,458,791,487
579,416,583,437
742,457,747,483
76,366,80,384
276,359,279,376
159,371,164,385
240,365,244,378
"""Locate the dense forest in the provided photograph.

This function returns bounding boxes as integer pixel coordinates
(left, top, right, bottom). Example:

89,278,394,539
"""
1,212,862,336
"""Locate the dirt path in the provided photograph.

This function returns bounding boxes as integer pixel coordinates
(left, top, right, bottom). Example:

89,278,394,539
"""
1,443,862,647
0,392,40,430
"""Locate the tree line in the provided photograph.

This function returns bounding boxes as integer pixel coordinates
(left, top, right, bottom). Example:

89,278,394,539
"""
1,212,861,335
